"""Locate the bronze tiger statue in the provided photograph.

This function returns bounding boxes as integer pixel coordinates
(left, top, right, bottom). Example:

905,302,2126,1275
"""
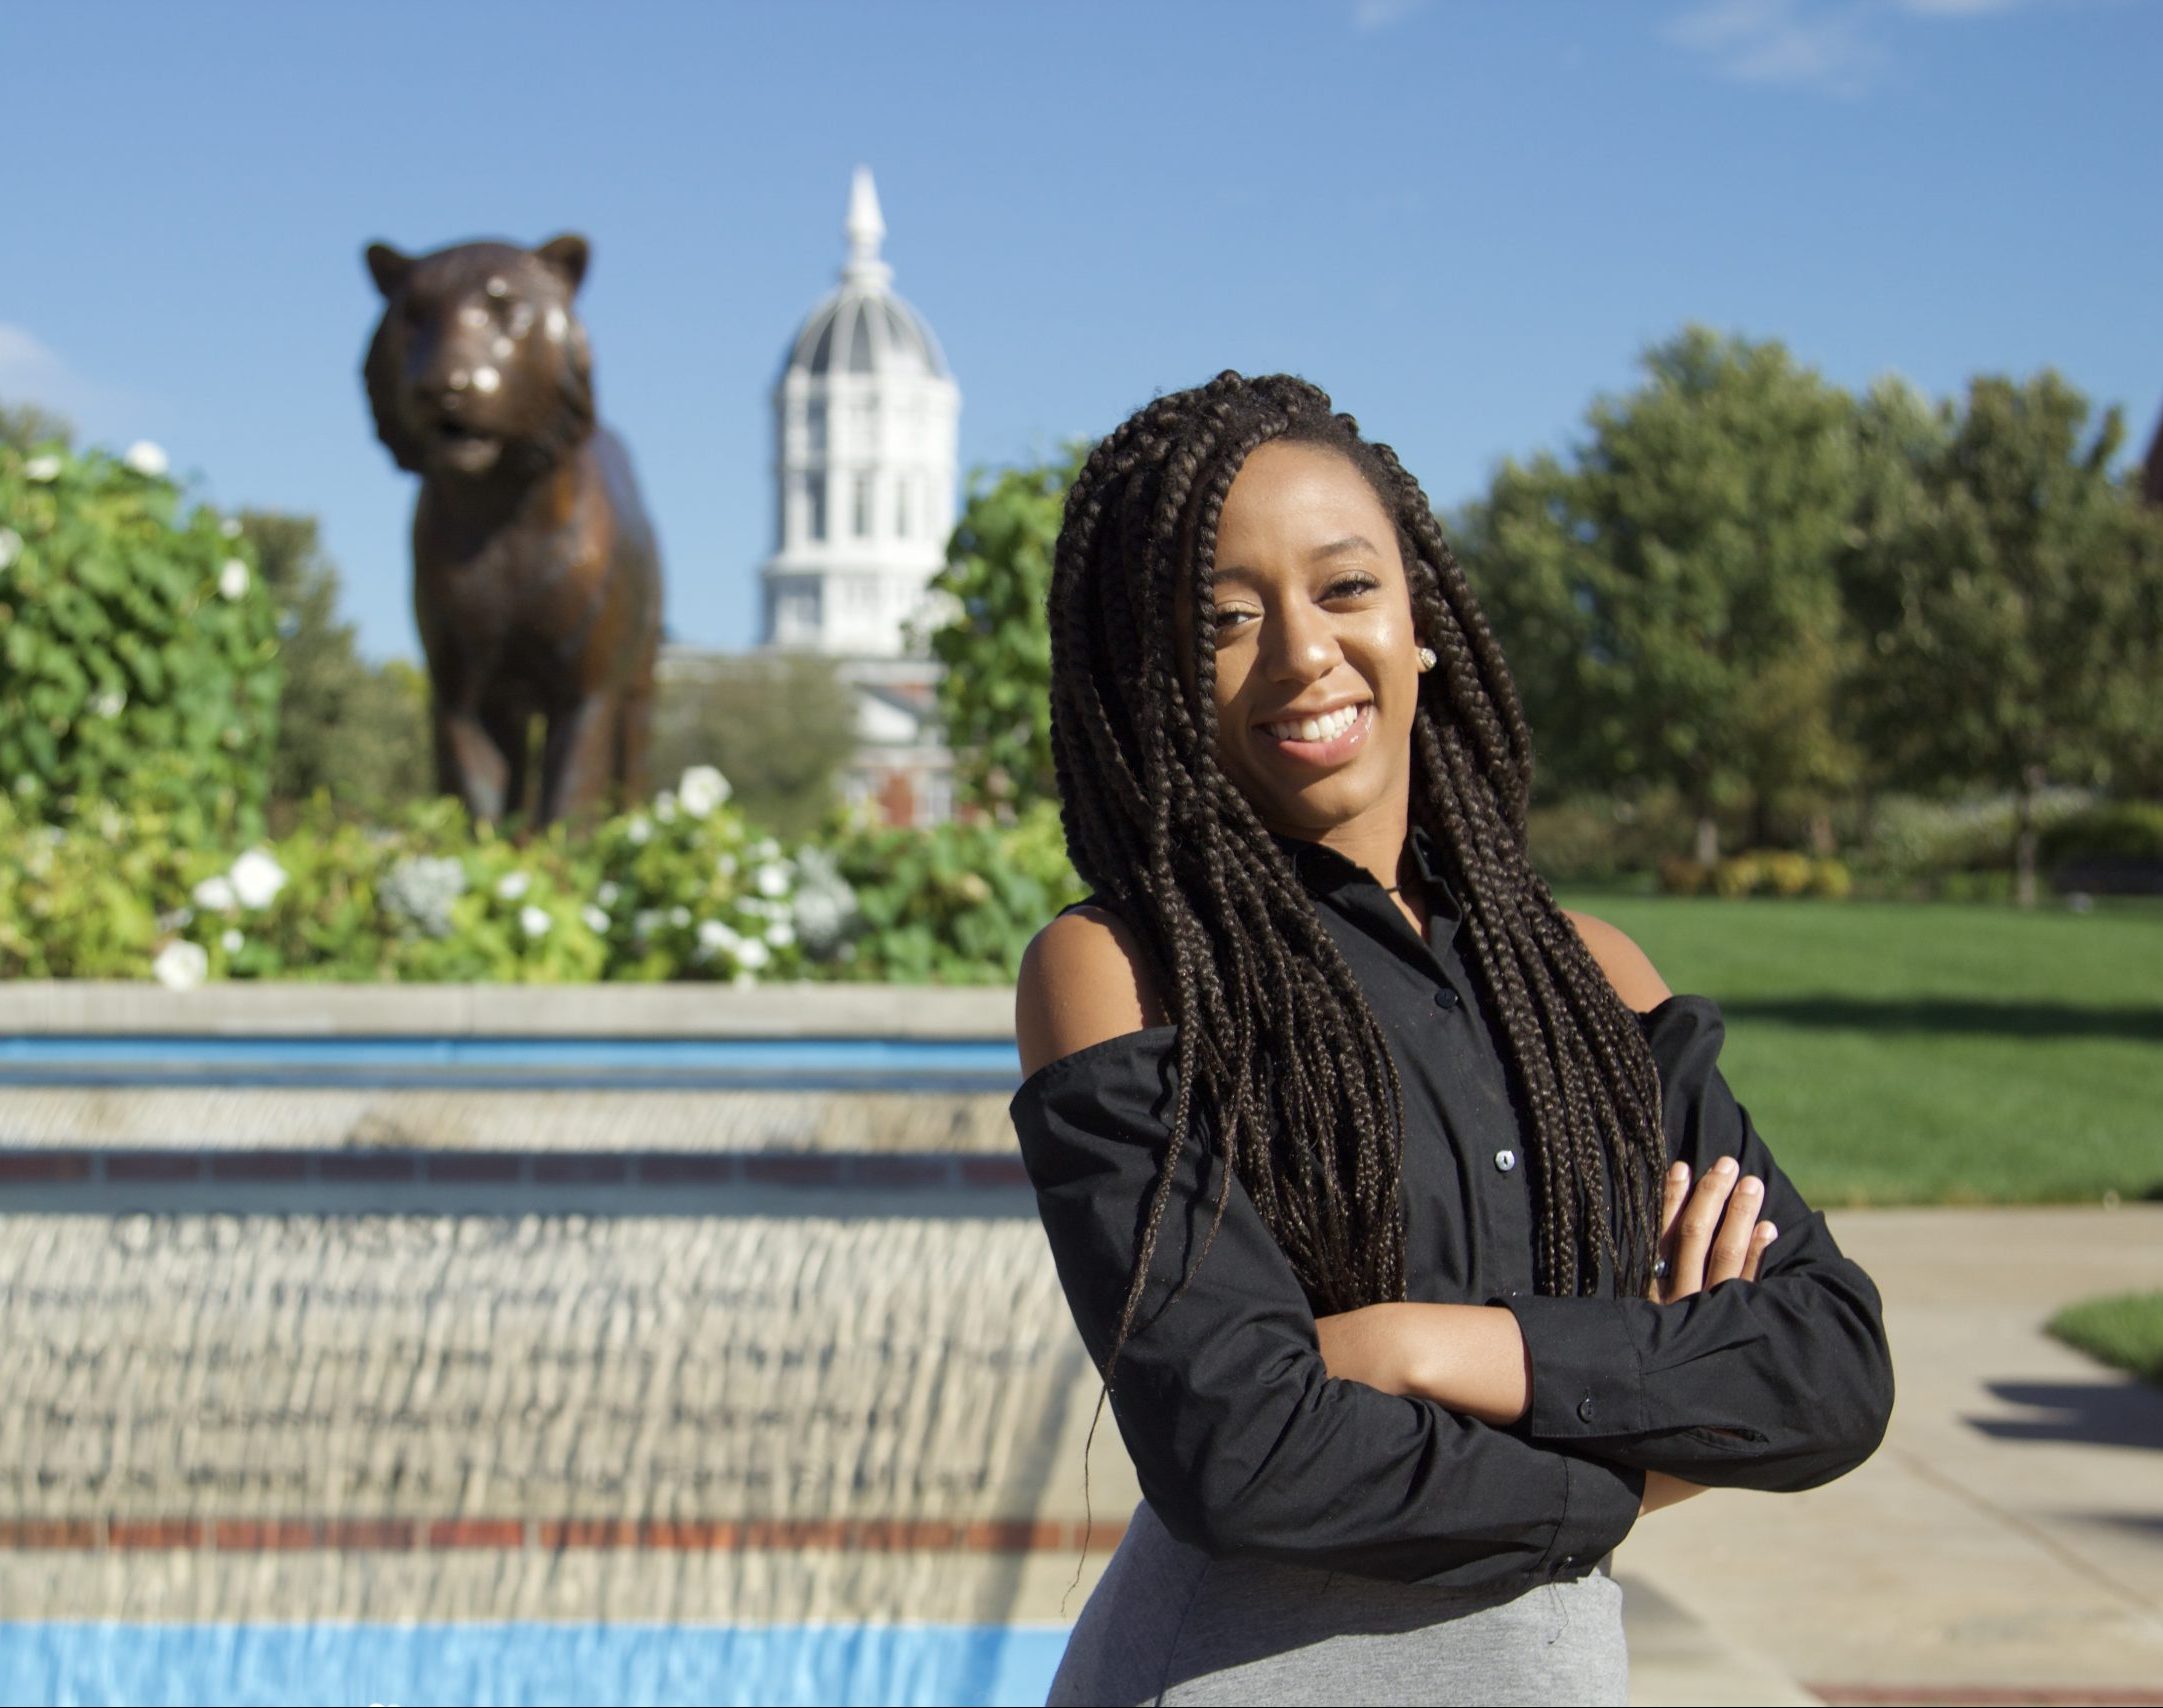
363,233,663,827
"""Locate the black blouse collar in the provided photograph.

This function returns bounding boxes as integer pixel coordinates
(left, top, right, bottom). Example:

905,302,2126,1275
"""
1267,825,1465,954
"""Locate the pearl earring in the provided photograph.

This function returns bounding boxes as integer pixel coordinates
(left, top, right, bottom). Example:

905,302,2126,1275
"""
1416,645,1437,673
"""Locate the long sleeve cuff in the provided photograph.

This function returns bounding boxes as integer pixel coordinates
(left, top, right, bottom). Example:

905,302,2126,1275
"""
1543,1450,1644,1576
1504,1293,1653,1442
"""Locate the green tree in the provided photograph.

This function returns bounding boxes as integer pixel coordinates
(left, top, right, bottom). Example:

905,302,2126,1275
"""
650,650,857,839
1844,372,2159,905
237,510,430,825
0,399,73,454
1458,328,1861,862
921,449,1085,817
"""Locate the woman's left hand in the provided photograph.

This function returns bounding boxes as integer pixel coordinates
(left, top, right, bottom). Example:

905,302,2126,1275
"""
1649,1157,1776,1304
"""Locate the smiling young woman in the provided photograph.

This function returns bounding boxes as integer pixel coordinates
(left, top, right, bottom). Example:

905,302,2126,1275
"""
1008,373,1893,1706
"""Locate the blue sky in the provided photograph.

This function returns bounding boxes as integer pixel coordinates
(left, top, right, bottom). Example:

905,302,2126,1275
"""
5,0,2157,662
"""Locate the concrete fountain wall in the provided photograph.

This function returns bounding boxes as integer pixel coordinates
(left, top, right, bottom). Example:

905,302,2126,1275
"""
0,983,1140,1633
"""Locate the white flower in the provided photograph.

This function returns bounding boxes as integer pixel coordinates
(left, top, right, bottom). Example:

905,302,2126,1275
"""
734,936,772,971
218,558,250,600
668,905,691,928
655,790,678,824
755,862,791,899
122,441,169,478
677,765,730,818
0,528,21,570
192,875,237,912
752,838,780,862
764,920,796,949
220,517,243,539
152,940,208,990
156,907,194,932
519,904,551,939
91,688,126,719
495,871,531,901
228,849,287,910
714,852,738,879
220,928,244,953
696,919,740,958
23,454,62,482
581,904,610,933
632,908,662,940
595,880,621,907
626,815,652,846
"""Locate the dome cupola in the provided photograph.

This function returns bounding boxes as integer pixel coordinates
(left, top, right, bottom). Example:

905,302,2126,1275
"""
760,167,961,659
782,169,949,382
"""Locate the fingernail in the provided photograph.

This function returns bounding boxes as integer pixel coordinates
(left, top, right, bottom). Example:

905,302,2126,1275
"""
1714,1157,1738,1177
1741,1177,1762,1197
1760,1223,1778,1242
1670,1161,1690,1179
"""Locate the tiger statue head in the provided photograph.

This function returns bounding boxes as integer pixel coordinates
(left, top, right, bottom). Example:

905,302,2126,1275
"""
362,233,597,482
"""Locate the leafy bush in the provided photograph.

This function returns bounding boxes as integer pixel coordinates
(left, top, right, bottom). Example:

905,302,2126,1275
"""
2042,801,2163,862
1807,858,1854,900
1659,850,1850,900
1658,855,1713,897
0,440,279,837
1526,793,1692,885
0,771,1088,987
0,798,184,978
579,769,810,983
922,452,1084,816
826,800,1084,983
1858,787,2092,885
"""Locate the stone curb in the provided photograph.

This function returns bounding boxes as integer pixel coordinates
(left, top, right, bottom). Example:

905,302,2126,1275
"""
0,981,1017,1039
0,1087,1020,1154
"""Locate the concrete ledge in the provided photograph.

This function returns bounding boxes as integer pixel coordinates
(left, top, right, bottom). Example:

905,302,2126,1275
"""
0,981,1017,1039
0,1088,1020,1153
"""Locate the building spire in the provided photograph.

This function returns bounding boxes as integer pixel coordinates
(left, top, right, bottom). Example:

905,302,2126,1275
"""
843,165,891,288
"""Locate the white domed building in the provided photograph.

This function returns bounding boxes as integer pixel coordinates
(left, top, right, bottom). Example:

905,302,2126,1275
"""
659,167,963,827
763,167,961,826
764,168,960,656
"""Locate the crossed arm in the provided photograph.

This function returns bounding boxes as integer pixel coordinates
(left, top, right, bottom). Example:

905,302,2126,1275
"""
1313,1151,1780,1515
1015,902,1890,1576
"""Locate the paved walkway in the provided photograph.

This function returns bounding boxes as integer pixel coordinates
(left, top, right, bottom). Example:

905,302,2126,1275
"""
1617,1205,2163,1707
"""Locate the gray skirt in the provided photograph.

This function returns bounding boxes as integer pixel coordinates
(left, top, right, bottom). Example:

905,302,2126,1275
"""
1048,1502,1628,1707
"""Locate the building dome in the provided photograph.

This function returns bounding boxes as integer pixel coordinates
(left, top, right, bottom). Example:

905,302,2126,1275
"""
786,288,948,381
780,171,949,381
759,166,962,667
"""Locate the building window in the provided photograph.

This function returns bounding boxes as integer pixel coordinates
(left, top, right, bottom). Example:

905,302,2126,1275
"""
853,474,874,538
781,582,821,639
924,770,954,826
805,400,827,454
895,479,911,537
804,474,826,542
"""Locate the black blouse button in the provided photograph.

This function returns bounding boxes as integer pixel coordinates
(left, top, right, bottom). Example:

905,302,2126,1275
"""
1433,986,1460,1011
1577,1395,1597,1423
1494,1149,1517,1173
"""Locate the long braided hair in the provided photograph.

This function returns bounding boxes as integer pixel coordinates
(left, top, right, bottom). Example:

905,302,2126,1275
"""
1048,372,1668,1371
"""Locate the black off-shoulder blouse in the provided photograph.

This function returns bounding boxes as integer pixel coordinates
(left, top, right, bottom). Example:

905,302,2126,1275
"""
1008,827,1893,1596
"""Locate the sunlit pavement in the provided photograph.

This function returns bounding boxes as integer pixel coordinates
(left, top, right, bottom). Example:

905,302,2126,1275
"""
1616,1206,2163,1707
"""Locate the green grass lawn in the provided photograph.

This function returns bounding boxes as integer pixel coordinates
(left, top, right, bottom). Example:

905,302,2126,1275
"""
1551,893,2163,1207
2049,1291,2163,1388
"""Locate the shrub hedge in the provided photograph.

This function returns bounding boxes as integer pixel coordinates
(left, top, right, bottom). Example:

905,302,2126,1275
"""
0,780,1083,988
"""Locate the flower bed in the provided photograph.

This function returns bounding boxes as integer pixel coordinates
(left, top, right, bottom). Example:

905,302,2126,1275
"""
0,775,1083,988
